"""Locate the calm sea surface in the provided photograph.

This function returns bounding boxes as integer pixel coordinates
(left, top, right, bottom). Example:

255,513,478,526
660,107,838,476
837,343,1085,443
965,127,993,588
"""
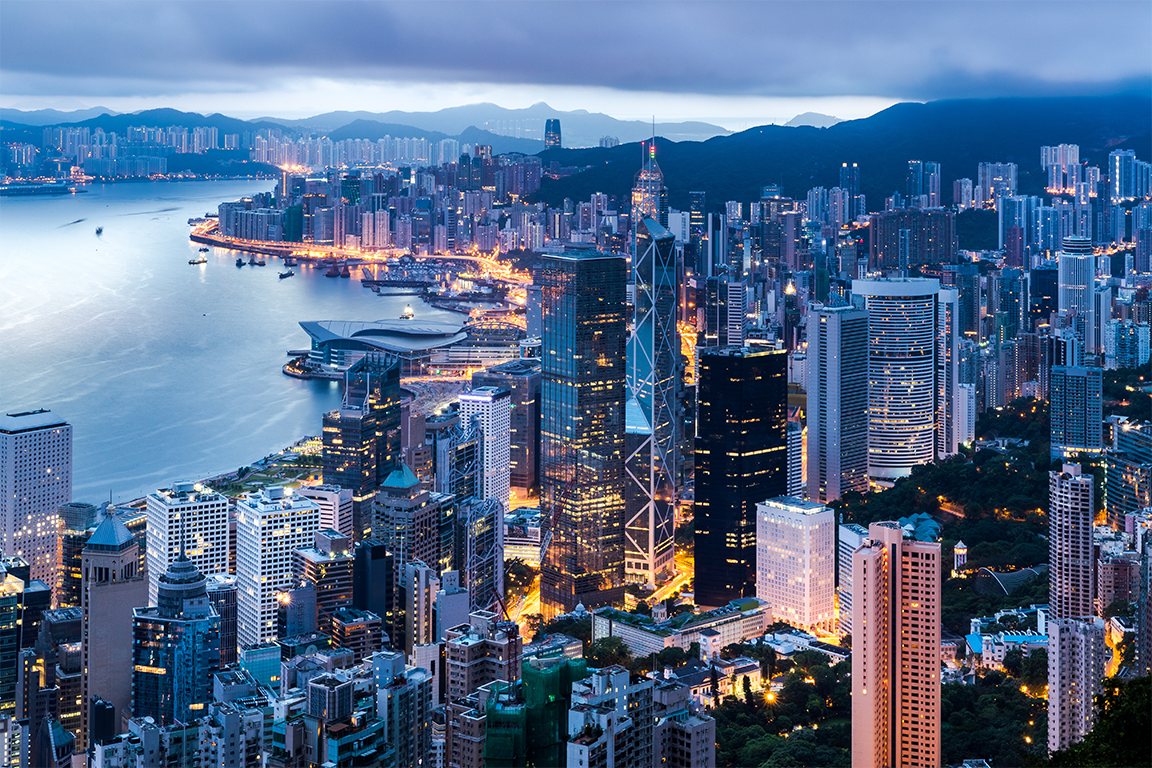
0,181,458,502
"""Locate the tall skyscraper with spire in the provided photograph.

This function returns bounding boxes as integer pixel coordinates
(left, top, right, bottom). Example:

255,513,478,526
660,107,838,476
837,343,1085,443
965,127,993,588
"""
631,139,668,230
625,217,681,587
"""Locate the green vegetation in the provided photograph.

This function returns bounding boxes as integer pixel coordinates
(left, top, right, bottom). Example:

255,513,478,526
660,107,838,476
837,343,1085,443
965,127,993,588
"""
1102,366,1152,420
1043,676,1151,768
941,671,1048,766
712,653,851,767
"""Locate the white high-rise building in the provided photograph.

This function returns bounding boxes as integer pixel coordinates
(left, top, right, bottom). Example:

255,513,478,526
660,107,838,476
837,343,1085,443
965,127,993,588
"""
1,409,72,585
936,287,960,458
235,486,320,645
458,387,511,512
145,482,230,605
852,278,941,484
806,305,869,503
295,484,354,540
837,523,868,636
1057,236,1095,325
755,497,835,632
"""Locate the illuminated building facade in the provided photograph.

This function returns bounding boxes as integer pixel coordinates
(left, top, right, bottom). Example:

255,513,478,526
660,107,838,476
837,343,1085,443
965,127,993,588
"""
539,250,627,618
851,522,941,768
235,487,321,646
322,352,402,539
755,497,835,631
1049,366,1103,458
145,482,230,606
131,552,220,725
806,305,869,503
459,386,512,513
693,346,788,607
853,278,942,484
630,140,668,229
1,409,72,587
625,217,681,586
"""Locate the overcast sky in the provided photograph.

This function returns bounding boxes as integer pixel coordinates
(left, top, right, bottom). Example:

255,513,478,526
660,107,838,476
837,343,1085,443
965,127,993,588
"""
2,1,1148,127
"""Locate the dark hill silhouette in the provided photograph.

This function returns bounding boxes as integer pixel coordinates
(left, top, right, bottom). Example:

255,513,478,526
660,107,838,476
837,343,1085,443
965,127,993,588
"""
532,95,1152,212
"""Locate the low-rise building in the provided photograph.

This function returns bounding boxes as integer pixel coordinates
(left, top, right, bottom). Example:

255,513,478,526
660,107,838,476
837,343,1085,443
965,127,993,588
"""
590,598,770,658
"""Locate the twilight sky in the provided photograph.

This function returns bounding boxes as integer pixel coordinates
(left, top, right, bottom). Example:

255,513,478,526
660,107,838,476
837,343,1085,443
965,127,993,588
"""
2,0,1149,127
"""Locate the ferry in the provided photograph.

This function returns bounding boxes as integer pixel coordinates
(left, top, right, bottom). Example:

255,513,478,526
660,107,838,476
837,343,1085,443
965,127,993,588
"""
189,255,208,265
235,257,244,267
400,304,415,320
279,269,295,279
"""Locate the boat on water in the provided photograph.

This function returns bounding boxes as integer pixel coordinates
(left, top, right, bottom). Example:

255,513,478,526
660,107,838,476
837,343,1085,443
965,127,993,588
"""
279,269,295,279
284,258,297,267
257,260,267,266
0,183,75,197
400,304,415,319
236,257,244,267
95,226,103,235
189,255,208,265
198,246,209,252
324,264,341,277
339,264,351,278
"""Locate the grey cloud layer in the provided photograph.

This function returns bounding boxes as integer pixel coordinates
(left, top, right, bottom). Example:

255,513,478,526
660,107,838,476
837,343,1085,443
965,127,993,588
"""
2,1,1149,99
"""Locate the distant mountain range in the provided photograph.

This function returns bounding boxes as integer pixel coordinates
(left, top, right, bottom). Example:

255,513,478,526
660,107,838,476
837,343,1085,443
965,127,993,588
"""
255,102,731,147
0,101,732,153
532,95,1152,212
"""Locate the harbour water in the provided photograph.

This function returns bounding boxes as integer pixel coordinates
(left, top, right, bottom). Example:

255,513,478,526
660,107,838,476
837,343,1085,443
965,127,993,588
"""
0,181,460,502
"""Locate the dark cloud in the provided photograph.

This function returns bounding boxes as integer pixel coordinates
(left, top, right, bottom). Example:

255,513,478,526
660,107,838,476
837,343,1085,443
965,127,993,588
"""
2,1,1148,100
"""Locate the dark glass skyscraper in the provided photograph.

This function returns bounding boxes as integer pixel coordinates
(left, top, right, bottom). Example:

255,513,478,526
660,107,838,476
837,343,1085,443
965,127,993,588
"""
322,352,401,539
539,250,627,617
544,119,562,150
693,346,788,607
625,218,681,586
131,553,220,725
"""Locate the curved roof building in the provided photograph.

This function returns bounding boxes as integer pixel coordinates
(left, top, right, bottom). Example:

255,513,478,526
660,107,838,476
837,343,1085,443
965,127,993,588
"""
300,319,468,365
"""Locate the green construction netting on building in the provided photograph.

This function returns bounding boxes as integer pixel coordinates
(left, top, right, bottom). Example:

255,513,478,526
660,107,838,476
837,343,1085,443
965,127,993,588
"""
483,656,589,767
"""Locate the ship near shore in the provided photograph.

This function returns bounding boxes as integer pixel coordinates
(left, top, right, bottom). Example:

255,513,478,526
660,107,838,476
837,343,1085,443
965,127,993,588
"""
1,182,77,196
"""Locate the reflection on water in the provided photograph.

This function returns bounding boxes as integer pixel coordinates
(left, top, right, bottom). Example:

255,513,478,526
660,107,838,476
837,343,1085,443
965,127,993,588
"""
0,181,458,502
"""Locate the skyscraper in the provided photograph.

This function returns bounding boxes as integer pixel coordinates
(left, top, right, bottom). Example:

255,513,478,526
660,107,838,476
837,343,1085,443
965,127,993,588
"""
840,162,860,219
131,551,221,725
235,487,321,646
755,497,835,631
625,217,681,587
459,386,512,513
693,346,788,607
1,409,72,586
853,278,942,483
806,305,869,503
631,140,667,229
539,250,627,617
145,482,230,606
472,359,542,499
851,522,941,768
1048,464,1095,622
544,119,561,150
80,512,147,752
1046,462,1106,752
1058,235,1095,324
323,353,402,539
1049,365,1103,458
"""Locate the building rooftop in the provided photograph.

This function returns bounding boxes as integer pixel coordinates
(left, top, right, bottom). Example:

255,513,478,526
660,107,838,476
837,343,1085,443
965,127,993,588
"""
0,408,67,434
299,319,467,354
